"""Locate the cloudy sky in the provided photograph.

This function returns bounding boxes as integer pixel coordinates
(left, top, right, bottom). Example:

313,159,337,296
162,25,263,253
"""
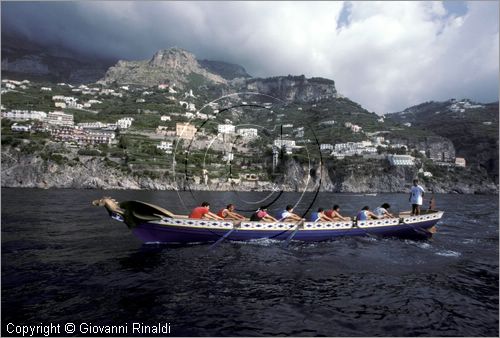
2,1,498,113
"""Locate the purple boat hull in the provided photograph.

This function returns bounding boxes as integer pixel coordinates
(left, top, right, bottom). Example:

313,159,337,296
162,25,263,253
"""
131,218,440,244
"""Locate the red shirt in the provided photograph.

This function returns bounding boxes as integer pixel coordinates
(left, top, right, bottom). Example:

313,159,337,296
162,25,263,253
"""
190,206,209,219
324,210,334,218
217,209,229,218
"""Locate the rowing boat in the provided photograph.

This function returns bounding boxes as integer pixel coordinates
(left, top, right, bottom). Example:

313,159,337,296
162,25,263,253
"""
92,197,443,244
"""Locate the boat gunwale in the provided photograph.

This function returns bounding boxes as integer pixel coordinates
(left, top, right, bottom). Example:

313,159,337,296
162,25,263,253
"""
146,211,444,232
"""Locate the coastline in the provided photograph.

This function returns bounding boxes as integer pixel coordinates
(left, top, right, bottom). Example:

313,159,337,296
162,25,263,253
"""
2,148,498,195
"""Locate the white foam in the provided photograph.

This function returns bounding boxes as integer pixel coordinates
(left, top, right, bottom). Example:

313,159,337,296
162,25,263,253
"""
240,238,282,246
435,250,461,257
416,242,431,249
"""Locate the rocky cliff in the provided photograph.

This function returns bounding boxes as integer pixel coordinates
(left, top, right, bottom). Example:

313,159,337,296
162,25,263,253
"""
99,48,227,88
2,147,496,194
239,75,338,103
1,34,113,84
198,59,251,80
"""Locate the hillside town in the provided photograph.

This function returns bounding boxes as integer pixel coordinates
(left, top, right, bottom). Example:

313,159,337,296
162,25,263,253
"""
1,77,471,186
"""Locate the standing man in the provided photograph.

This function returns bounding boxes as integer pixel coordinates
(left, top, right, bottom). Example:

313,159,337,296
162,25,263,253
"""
409,179,425,216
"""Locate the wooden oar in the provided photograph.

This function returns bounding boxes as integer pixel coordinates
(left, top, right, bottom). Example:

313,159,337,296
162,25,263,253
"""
209,221,242,250
282,219,305,248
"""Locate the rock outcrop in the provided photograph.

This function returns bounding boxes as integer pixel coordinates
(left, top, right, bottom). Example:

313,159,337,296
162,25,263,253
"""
240,75,338,103
99,47,227,88
198,59,251,80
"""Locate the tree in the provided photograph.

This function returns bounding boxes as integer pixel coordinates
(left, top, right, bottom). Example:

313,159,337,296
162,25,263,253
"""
118,135,129,149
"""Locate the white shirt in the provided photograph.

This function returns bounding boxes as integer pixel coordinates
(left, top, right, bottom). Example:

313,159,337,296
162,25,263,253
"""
374,207,387,218
410,185,425,205
280,210,292,220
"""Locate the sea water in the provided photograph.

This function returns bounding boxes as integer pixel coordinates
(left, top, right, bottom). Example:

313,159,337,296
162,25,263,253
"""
2,189,498,336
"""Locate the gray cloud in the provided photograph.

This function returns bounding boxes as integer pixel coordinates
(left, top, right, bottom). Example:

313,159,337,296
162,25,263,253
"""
1,1,498,113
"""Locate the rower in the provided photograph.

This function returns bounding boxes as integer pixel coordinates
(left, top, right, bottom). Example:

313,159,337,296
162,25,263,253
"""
189,202,224,220
279,205,303,222
356,206,379,221
310,208,334,222
250,206,277,223
325,204,350,221
373,203,395,219
217,204,247,221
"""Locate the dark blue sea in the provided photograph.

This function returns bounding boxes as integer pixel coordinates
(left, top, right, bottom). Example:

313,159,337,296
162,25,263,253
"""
2,188,498,336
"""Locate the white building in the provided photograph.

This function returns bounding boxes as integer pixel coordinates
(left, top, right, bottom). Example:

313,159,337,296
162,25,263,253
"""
237,128,258,138
351,124,362,132
47,111,74,126
156,141,173,154
373,136,385,145
455,157,466,167
41,87,52,91
100,89,115,95
388,154,415,166
2,110,47,121
160,115,171,121
78,122,107,129
196,112,209,120
11,123,31,132
333,141,377,156
86,130,116,144
117,117,134,129
5,83,16,89
158,84,169,90
274,139,296,148
320,144,334,151
319,120,335,126
54,102,67,109
184,89,196,98
218,124,235,134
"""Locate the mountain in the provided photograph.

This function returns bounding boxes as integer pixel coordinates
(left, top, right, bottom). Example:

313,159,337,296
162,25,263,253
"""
387,99,499,183
99,49,339,104
198,59,251,80
99,48,227,88
1,34,115,84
